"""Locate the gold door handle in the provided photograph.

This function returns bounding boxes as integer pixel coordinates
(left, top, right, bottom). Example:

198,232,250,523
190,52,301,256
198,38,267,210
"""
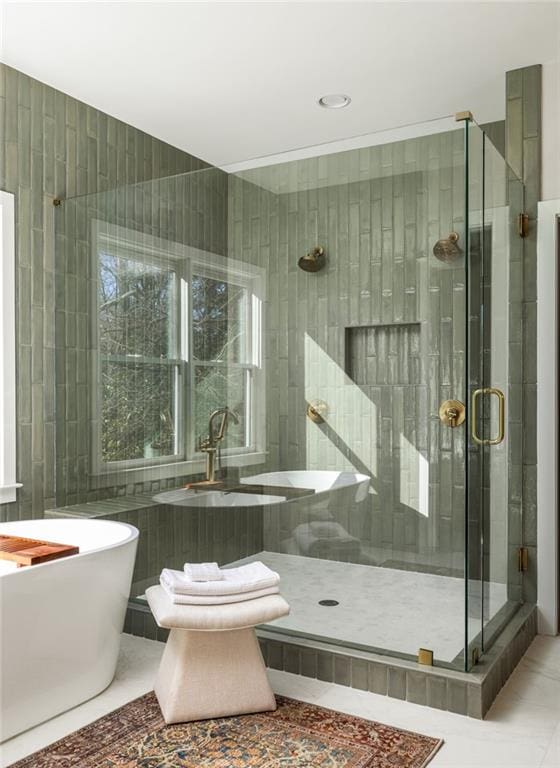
471,387,505,445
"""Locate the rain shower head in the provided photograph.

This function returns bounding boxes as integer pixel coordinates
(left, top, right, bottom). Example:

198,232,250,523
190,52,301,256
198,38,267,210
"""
433,231,463,263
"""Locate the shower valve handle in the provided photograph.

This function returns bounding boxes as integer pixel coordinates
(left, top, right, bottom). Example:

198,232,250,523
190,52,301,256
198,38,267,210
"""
439,399,466,428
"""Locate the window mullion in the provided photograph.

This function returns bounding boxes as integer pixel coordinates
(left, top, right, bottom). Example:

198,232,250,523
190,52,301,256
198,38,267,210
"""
184,257,195,459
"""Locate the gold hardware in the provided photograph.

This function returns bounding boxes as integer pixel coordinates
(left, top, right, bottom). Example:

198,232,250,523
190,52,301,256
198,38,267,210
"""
455,110,473,122
418,648,434,666
472,647,480,666
53,198,62,207
306,400,328,424
298,246,326,273
518,213,529,238
433,231,463,263
518,547,529,572
439,399,466,428
198,407,240,483
471,387,505,445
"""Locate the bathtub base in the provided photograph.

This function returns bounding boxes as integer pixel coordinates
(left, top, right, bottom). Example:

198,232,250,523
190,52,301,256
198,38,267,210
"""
155,627,276,723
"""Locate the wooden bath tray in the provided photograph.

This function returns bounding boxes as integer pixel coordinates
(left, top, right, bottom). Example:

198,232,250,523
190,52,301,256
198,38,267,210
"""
0,534,79,567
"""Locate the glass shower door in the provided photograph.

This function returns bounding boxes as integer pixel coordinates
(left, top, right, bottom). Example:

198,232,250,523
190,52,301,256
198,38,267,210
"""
465,120,525,669
481,128,526,651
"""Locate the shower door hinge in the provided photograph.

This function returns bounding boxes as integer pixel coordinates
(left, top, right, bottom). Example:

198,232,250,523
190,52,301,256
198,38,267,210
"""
455,110,473,122
471,647,480,666
518,547,529,572
518,213,530,238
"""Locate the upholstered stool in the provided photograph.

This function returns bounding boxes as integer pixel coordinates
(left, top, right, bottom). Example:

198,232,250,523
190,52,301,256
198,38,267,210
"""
146,585,290,724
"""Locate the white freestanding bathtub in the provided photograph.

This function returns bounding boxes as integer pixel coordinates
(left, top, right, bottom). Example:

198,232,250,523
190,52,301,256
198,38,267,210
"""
0,518,138,742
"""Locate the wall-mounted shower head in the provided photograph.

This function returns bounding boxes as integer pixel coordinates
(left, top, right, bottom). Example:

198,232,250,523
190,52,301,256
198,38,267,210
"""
298,246,326,273
433,232,463,263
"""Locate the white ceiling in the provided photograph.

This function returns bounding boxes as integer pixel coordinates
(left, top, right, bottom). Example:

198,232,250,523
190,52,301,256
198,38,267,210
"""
1,2,559,168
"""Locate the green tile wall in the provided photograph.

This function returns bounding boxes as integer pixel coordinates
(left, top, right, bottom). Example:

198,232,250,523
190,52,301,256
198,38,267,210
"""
229,131,471,572
505,64,541,602
54,168,227,506
0,63,212,520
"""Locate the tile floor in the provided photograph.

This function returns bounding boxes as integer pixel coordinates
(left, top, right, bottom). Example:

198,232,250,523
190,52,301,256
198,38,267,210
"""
1,633,559,767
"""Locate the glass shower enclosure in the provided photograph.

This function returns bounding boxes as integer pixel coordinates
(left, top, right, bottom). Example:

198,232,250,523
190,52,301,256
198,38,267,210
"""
54,115,525,673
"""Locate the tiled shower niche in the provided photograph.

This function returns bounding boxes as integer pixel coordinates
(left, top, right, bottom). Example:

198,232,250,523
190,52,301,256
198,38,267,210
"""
343,322,433,564
345,323,422,387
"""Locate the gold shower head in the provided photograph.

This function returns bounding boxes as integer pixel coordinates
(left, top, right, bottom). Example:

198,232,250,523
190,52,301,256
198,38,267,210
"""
298,246,326,273
433,232,463,263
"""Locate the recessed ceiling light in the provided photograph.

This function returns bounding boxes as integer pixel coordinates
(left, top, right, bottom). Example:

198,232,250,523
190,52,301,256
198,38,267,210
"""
317,94,351,109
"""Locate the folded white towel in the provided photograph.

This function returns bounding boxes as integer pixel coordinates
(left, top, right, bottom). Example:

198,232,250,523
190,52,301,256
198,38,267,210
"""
184,562,223,582
160,582,280,605
160,561,280,596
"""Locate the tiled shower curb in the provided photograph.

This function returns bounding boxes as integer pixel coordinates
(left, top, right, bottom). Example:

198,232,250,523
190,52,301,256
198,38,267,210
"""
124,602,536,718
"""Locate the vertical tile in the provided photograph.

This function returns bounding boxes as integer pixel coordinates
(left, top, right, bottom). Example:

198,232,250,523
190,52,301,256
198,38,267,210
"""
447,679,468,715
406,670,427,705
350,658,369,691
334,655,351,687
467,684,483,719
317,651,334,683
283,644,301,675
301,648,318,679
426,675,448,710
267,640,283,671
387,667,406,700
368,662,388,695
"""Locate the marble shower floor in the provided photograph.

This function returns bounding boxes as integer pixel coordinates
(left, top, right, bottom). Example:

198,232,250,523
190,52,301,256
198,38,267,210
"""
231,552,509,664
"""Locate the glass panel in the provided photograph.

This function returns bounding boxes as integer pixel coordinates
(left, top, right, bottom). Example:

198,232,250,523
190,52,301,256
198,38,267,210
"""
465,121,525,668
54,117,524,673
480,129,525,650
465,118,485,670
192,274,248,363
194,365,248,449
98,252,176,359
101,361,178,462
230,117,472,669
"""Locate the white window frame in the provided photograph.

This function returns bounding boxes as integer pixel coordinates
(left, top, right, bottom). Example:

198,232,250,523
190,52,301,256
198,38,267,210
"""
91,221,266,480
0,191,21,503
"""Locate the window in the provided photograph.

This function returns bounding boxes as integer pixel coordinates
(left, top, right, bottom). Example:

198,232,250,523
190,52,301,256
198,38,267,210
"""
92,223,264,474
0,191,20,502
192,272,252,451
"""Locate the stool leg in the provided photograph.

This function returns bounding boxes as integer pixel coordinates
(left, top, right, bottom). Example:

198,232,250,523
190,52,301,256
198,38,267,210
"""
154,627,276,724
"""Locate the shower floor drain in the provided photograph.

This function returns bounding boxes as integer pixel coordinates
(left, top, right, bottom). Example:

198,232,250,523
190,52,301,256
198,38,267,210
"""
318,599,339,607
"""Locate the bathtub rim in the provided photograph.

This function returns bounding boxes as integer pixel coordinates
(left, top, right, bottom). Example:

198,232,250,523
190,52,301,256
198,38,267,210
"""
0,519,139,577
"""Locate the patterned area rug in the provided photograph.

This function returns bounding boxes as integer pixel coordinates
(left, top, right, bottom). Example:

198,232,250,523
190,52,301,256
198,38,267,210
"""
11,693,443,767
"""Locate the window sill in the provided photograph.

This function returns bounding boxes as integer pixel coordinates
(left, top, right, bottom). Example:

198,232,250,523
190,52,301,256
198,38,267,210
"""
0,483,22,504
90,452,268,490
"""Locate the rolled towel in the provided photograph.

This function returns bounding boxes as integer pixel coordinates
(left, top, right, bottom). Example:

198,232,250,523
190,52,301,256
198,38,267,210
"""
293,521,361,558
160,561,280,596
184,562,223,582
160,582,280,605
